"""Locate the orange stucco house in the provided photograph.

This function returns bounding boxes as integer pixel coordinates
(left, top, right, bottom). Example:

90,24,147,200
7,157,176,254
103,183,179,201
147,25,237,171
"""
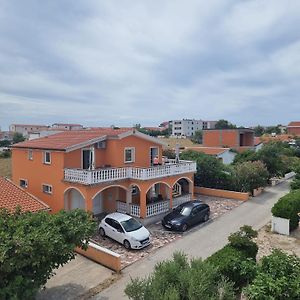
12,128,196,221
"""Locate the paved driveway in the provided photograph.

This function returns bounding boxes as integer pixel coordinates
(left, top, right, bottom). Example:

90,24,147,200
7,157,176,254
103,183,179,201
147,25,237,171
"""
94,181,291,300
37,254,113,300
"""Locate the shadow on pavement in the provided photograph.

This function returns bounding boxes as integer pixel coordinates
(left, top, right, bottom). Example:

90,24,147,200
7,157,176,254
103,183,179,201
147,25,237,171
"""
36,283,86,300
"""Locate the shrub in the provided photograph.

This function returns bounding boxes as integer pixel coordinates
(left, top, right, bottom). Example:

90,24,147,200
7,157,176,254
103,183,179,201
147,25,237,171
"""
228,225,258,259
125,252,236,300
290,178,300,190
271,190,300,231
232,161,269,194
244,249,300,300
206,245,257,288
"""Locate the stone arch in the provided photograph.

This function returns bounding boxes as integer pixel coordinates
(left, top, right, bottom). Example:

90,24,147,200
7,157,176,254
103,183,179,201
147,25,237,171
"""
91,185,128,215
146,181,172,204
64,187,86,211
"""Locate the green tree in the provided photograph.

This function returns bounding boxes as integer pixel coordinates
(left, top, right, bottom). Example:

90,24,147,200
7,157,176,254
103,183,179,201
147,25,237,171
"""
12,132,25,144
253,125,265,137
191,130,202,144
233,149,258,164
215,119,236,129
244,250,300,300
256,142,289,177
233,161,269,194
0,209,96,299
180,150,233,189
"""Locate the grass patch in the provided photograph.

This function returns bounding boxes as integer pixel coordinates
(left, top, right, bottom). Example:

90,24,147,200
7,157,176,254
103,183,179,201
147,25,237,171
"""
0,157,12,178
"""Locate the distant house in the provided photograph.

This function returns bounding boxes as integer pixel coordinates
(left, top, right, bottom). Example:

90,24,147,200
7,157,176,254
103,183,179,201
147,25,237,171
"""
0,176,49,213
184,146,236,164
9,124,49,138
51,123,83,131
171,119,217,137
0,131,14,142
287,122,300,136
202,128,255,152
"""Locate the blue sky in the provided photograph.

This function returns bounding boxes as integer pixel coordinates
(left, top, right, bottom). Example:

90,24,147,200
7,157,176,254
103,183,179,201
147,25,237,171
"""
1,0,300,130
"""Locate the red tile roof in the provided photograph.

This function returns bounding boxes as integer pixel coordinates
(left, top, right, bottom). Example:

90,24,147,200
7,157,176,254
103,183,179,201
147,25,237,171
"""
260,134,294,143
288,121,300,127
0,177,49,213
185,146,229,155
254,137,263,146
12,128,132,151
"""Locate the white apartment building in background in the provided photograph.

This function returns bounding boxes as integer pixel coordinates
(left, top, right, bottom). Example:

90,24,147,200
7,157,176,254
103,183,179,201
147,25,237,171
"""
171,119,217,137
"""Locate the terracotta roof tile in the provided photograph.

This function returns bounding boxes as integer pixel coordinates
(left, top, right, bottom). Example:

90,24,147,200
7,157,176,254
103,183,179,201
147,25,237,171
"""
0,177,49,213
12,128,132,151
254,137,262,145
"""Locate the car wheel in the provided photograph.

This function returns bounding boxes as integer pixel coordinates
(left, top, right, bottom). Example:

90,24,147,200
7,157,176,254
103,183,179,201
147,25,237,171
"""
123,239,131,250
181,223,188,232
99,227,106,237
204,214,209,222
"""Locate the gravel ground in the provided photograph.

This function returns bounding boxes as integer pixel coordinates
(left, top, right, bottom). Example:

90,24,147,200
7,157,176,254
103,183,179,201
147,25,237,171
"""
255,224,300,260
93,195,243,269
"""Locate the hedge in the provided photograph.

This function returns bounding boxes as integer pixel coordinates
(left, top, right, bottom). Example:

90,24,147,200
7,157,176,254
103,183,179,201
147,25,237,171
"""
271,190,300,231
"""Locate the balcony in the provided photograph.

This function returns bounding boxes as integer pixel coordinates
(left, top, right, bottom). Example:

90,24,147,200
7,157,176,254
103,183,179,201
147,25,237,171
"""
64,160,196,185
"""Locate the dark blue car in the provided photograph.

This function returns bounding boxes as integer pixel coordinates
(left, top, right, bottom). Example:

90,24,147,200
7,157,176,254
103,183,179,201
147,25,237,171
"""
162,200,210,232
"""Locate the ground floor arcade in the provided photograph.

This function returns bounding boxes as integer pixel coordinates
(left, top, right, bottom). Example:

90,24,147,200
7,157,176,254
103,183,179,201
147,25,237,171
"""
63,175,194,219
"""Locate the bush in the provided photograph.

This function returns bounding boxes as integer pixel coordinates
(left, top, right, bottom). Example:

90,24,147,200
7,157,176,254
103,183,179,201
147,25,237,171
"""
290,178,300,190
232,161,269,194
228,225,258,259
125,252,236,300
271,190,300,231
244,250,300,300
206,245,257,288
206,226,258,288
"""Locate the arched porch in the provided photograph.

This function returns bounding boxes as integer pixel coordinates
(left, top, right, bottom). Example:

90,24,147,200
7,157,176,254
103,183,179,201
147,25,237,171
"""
64,188,86,210
172,177,193,208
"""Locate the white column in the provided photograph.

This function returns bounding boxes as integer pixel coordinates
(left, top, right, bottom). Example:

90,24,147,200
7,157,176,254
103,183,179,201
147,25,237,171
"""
126,189,132,214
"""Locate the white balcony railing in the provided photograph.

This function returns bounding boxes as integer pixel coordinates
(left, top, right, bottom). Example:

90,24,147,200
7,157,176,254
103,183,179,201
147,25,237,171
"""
172,194,191,208
64,160,196,185
146,200,170,217
116,201,127,214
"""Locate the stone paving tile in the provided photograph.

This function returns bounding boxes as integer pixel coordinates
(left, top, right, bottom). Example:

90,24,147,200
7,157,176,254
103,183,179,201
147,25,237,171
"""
93,195,243,269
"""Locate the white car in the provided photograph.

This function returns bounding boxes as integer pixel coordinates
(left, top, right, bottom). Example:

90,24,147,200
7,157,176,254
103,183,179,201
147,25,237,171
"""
99,213,150,249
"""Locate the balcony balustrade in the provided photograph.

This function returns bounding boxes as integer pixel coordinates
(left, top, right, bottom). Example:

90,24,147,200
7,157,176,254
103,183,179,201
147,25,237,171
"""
64,160,196,185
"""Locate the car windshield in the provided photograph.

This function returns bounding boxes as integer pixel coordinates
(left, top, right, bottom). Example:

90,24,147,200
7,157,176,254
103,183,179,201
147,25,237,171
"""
121,218,143,232
175,206,192,216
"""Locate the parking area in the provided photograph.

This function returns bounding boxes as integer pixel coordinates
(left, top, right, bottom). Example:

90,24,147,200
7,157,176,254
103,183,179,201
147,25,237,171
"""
92,195,243,269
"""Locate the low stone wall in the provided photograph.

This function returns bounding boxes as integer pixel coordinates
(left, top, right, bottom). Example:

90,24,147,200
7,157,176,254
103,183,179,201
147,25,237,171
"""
76,240,121,272
194,187,249,201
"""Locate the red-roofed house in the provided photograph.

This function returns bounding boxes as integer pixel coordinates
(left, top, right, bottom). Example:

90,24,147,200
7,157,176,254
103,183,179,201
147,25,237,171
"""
0,176,49,213
184,146,236,164
12,128,196,221
287,122,300,136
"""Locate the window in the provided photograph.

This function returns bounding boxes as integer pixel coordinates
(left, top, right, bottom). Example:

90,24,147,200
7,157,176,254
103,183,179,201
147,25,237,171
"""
42,184,52,194
124,147,135,163
20,179,28,188
28,150,33,160
132,186,138,195
44,151,51,164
